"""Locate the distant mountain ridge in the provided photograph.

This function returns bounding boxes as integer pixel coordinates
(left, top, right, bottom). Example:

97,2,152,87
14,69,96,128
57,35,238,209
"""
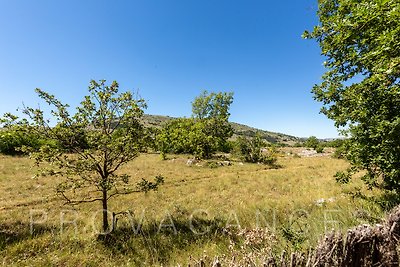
142,114,300,144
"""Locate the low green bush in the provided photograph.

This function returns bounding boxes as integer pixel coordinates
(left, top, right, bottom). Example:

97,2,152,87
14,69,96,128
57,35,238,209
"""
234,133,277,165
0,128,44,155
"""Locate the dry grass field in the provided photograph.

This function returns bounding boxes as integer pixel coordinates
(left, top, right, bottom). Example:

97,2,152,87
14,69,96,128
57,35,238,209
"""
0,152,385,266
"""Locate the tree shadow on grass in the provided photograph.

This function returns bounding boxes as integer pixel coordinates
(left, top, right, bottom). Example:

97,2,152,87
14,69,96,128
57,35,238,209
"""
0,221,55,250
97,214,228,265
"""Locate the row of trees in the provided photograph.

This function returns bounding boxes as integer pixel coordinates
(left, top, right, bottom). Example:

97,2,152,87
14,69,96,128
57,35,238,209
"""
300,136,345,154
1,89,277,163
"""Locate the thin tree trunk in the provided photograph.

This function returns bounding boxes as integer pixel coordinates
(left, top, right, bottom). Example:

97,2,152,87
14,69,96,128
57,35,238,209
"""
102,189,109,232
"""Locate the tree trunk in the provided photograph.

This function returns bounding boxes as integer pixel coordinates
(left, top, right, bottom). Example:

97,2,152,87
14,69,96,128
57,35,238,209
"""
102,189,109,233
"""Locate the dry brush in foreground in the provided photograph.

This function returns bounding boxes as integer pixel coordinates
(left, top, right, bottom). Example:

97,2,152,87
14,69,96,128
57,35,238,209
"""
189,205,400,267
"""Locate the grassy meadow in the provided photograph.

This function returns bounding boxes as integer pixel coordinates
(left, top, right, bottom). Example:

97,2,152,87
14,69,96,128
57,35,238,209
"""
0,152,386,266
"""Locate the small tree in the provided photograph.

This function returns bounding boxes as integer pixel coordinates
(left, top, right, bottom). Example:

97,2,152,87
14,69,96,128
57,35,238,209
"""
192,90,234,156
235,133,277,165
304,136,319,150
304,136,324,153
156,118,216,159
192,90,234,121
1,80,163,232
157,91,234,159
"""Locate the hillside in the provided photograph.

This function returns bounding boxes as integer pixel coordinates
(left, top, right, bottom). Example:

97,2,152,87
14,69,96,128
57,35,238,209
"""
142,114,299,144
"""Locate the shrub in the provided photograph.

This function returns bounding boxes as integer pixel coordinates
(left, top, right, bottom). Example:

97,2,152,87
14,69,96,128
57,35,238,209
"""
332,140,349,159
0,128,45,155
234,134,277,165
304,136,319,150
323,139,345,148
156,118,232,159
315,145,324,154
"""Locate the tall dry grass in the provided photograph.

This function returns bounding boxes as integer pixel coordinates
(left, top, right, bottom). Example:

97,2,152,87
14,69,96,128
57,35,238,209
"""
0,153,385,266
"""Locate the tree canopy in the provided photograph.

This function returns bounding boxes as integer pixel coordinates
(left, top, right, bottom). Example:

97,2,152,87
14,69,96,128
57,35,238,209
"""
305,0,400,191
192,90,234,121
157,91,234,159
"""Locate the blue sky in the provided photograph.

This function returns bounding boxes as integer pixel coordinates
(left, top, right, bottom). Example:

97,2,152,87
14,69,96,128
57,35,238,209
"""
0,0,339,138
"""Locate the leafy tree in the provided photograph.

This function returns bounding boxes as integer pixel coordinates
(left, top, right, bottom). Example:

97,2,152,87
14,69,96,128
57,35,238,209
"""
304,136,324,153
304,136,319,150
157,91,234,159
304,0,400,191
156,118,193,157
332,139,350,159
192,90,234,121
192,91,234,155
315,145,324,154
234,133,277,165
1,80,163,232
156,118,217,159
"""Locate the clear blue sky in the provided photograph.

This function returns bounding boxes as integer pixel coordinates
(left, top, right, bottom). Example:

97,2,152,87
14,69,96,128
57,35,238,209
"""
0,0,339,138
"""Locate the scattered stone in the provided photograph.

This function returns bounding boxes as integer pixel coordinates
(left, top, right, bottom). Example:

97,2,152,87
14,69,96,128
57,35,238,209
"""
299,149,318,157
315,198,326,207
316,197,336,207
328,197,336,203
186,159,200,166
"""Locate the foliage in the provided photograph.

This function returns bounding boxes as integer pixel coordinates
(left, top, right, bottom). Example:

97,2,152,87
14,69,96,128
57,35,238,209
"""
140,126,160,153
234,133,277,165
304,136,324,153
1,80,163,232
305,0,400,191
304,136,319,150
293,142,304,148
192,90,233,121
323,138,345,148
0,117,92,156
192,90,234,156
332,139,349,159
315,145,324,154
0,127,49,155
156,119,230,159
157,118,209,158
157,91,234,159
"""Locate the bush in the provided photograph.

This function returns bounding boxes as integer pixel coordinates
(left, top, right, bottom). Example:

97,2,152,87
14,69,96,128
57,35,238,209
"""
304,136,319,150
323,138,345,148
0,128,44,155
315,145,324,154
293,142,304,147
234,134,277,165
156,90,234,159
332,140,349,159
156,118,232,159
0,126,78,156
